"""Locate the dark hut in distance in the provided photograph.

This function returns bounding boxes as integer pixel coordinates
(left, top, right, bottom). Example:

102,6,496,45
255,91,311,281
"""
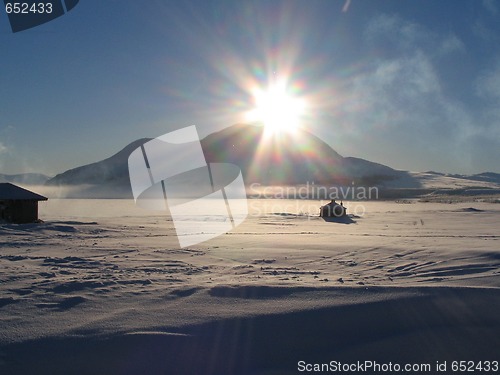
0,183,48,224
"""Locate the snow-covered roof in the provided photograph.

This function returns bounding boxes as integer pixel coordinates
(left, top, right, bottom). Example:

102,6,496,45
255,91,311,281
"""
0,183,48,201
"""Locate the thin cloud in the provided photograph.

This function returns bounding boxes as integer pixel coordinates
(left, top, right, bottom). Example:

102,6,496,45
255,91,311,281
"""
476,60,500,99
483,0,498,15
474,59,500,148
364,14,428,52
439,34,466,56
342,0,352,13
335,14,500,173
366,14,465,59
472,19,499,41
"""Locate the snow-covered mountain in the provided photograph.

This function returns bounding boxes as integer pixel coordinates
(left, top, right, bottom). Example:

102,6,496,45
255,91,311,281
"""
45,124,408,197
44,123,500,198
201,124,404,185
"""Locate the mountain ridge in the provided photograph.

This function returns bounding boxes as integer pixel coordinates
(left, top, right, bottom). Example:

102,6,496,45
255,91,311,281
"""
40,123,500,198
45,124,407,197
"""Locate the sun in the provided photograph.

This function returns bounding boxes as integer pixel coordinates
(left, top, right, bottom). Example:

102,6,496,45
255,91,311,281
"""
246,81,306,134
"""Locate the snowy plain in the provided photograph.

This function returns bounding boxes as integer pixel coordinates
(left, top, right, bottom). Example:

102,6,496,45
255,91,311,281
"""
0,198,499,374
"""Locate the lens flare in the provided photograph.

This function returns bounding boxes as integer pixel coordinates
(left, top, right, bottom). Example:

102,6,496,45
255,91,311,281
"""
246,79,306,134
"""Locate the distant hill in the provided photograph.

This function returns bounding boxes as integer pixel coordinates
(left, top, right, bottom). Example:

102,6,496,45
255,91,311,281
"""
201,123,344,185
45,138,150,198
449,172,500,185
46,124,410,197
0,173,51,185
201,124,404,185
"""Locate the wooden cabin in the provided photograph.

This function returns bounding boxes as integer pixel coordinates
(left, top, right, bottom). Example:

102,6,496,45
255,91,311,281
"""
0,183,48,224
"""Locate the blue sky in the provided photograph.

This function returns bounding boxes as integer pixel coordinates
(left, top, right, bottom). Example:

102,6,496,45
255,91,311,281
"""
1,0,499,176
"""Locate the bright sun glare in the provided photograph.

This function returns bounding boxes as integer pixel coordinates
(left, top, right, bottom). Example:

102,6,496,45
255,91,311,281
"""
246,81,305,134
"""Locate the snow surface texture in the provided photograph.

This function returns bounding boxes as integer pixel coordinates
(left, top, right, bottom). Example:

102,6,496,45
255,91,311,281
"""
1,199,499,374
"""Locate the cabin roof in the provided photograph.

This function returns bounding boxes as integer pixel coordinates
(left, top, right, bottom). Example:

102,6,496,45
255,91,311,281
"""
0,183,48,201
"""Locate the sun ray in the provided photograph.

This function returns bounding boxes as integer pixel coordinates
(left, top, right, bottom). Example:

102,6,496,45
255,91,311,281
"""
245,79,306,135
